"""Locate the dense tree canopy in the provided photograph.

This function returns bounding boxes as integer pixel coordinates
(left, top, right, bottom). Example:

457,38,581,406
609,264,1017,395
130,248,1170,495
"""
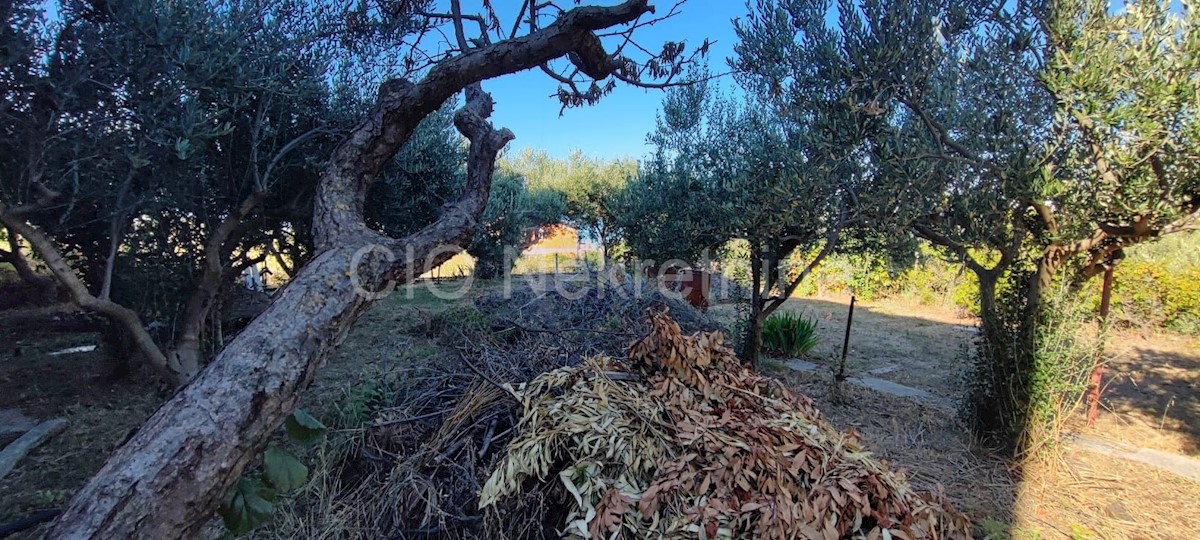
0,0,488,380
616,0,1198,445
618,4,938,364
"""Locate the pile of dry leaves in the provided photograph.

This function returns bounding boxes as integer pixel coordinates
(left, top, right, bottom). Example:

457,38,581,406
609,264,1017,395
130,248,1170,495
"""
480,310,972,539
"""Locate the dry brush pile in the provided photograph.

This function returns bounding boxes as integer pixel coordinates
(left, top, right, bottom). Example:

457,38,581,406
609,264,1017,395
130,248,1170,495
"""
268,279,969,539
480,310,971,539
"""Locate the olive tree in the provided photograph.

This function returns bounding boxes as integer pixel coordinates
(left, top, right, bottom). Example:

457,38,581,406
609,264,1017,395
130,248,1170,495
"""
803,0,1199,448
468,170,566,278
505,148,638,261
615,77,728,266
6,1,701,536
0,0,345,382
617,0,934,367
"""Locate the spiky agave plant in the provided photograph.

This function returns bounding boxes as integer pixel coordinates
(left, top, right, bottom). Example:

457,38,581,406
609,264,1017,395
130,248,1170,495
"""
761,311,819,357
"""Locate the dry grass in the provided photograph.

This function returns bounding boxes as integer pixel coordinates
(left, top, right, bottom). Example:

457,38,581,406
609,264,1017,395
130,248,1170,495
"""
1013,451,1200,539
765,364,1016,528
754,295,1200,540
1082,329,1200,457
2,286,1196,539
711,294,977,396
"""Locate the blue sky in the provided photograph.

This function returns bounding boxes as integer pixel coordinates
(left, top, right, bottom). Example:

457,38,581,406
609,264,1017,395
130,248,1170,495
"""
485,0,749,161
34,0,744,162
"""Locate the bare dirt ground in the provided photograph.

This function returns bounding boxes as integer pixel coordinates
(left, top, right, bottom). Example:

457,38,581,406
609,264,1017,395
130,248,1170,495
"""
1080,330,1199,457
0,282,473,538
733,294,1200,540
0,307,166,527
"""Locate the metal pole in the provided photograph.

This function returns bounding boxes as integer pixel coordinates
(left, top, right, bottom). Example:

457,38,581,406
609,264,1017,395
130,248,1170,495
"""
841,295,856,364
831,295,856,403
1086,262,1115,426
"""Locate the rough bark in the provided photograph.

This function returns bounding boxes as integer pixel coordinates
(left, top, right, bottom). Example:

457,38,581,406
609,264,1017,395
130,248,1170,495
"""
168,189,271,380
48,2,655,537
742,242,764,369
1028,244,1063,314
976,269,999,332
47,92,511,540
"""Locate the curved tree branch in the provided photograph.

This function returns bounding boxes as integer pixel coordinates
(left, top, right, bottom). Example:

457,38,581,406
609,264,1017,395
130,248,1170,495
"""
48,2,670,537
0,203,179,384
313,0,655,248
0,225,55,296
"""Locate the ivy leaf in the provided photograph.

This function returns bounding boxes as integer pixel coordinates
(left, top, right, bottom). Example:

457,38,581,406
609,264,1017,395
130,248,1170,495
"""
284,408,326,444
262,446,308,492
218,478,276,535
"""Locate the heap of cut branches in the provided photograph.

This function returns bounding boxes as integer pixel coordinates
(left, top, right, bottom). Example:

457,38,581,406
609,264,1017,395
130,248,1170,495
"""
293,280,720,539
480,310,972,539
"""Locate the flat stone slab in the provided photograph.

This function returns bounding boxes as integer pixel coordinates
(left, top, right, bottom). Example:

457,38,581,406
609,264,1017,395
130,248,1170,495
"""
1067,434,1200,483
783,359,955,410
848,377,956,410
785,359,820,372
48,344,97,356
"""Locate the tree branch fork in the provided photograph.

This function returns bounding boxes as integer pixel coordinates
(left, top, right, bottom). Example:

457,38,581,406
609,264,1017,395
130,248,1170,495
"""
45,2,676,537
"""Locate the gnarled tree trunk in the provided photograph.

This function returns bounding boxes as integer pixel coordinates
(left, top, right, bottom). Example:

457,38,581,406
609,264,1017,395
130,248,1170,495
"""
47,3,655,537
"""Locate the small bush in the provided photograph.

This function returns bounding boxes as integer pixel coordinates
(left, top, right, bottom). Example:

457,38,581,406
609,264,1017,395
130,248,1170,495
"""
1076,259,1200,336
761,311,820,357
964,272,1098,455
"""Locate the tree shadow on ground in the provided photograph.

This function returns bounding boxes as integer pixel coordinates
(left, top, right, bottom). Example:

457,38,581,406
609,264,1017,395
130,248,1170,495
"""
1099,340,1200,455
714,296,1023,530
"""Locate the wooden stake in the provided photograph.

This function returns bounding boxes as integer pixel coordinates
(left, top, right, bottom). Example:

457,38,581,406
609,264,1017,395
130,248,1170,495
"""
1086,262,1115,426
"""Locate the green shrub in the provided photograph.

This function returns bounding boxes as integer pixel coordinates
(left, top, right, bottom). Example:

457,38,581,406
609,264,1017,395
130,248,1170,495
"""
1074,232,1200,336
761,311,820,357
716,239,752,287
964,272,1099,455
790,252,897,300
1111,262,1199,335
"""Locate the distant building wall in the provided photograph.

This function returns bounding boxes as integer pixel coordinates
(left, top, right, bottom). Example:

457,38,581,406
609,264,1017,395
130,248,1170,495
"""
522,224,587,255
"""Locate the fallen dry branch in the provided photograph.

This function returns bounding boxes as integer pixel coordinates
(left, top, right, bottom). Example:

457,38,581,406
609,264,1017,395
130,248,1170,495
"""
270,283,969,539
0,418,67,482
